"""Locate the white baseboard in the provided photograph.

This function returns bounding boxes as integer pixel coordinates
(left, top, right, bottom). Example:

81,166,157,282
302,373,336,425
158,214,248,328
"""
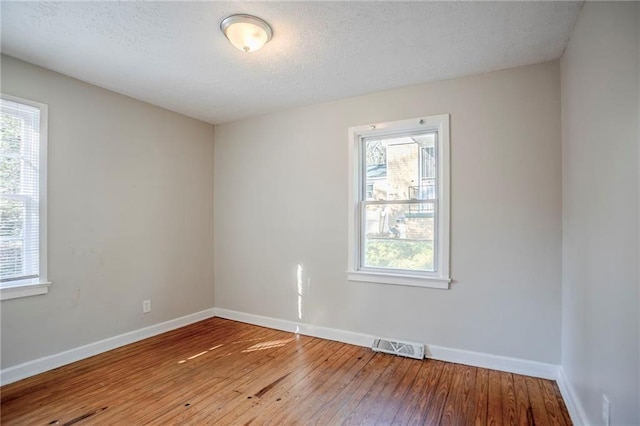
0,308,216,386
425,345,559,380
212,308,374,348
557,367,590,425
213,307,560,380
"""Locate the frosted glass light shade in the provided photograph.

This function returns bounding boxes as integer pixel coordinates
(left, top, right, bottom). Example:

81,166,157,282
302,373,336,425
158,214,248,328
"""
220,14,272,53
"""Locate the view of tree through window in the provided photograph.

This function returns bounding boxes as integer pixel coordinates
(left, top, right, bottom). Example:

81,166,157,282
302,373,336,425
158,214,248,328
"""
363,133,437,271
1,115,25,278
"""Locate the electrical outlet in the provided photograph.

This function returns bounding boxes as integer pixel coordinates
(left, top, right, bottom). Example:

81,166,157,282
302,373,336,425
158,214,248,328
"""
143,299,151,314
602,394,610,426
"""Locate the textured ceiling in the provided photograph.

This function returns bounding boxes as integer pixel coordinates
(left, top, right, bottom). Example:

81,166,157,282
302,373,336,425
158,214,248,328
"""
1,1,583,124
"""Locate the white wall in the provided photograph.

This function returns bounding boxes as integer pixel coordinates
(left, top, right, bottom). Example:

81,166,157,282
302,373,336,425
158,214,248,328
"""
561,2,640,425
214,61,562,364
0,56,215,369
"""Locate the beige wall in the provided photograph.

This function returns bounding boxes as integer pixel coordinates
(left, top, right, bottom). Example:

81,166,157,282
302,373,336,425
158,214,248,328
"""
214,61,562,363
561,2,640,425
0,56,215,368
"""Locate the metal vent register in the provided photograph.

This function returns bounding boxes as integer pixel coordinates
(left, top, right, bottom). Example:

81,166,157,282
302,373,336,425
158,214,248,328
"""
372,338,425,360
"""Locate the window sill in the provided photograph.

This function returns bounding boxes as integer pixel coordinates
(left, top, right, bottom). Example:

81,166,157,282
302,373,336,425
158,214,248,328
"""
1,281,51,301
347,271,450,289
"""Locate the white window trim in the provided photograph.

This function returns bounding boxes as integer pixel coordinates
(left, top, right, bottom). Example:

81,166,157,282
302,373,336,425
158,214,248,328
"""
1,281,50,300
347,114,451,289
0,93,50,301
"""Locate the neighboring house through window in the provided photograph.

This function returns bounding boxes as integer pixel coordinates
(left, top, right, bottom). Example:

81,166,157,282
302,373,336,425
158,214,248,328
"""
0,94,50,300
347,115,450,288
420,146,436,200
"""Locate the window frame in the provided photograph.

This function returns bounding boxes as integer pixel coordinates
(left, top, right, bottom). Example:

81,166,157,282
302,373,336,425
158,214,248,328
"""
347,114,451,289
0,93,50,300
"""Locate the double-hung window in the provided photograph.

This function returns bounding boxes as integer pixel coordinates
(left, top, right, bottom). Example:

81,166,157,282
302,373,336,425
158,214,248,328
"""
0,94,49,300
347,115,450,288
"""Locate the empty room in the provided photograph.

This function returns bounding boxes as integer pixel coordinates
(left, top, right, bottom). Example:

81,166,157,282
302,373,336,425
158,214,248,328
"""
1,1,638,425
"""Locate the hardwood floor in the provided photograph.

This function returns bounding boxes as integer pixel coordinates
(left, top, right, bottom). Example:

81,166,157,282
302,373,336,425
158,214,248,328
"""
0,318,571,425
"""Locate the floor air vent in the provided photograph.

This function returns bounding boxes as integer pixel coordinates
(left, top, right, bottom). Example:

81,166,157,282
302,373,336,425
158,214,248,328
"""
372,338,425,360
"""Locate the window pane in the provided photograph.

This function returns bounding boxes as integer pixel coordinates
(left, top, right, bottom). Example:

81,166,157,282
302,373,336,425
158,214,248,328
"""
0,156,21,194
364,132,436,201
0,198,25,238
0,114,22,155
0,240,23,278
363,202,435,272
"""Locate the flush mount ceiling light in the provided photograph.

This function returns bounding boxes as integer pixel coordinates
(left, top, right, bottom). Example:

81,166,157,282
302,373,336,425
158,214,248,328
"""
220,14,272,53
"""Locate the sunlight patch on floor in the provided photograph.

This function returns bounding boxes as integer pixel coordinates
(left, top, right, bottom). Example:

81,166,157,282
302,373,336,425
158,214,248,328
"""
242,339,294,353
177,343,224,363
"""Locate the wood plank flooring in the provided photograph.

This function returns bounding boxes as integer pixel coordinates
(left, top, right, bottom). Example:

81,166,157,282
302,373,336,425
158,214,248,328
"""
0,318,571,425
